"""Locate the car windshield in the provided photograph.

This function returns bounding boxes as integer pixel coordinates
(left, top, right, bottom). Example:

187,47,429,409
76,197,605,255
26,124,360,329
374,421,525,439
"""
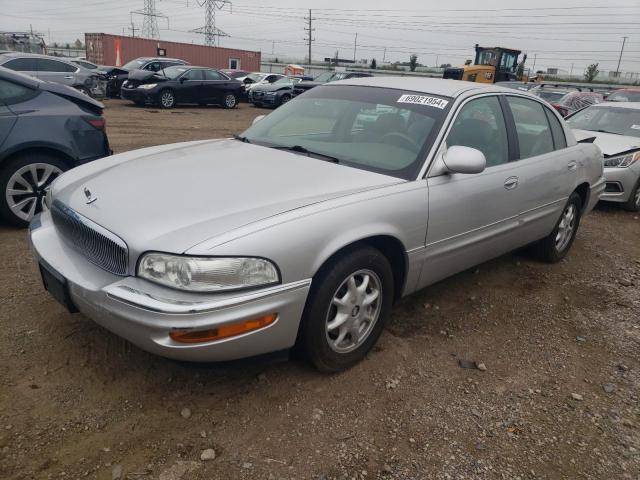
536,91,569,103
567,106,640,138
227,71,247,78
314,71,337,82
239,85,451,179
274,77,294,85
161,66,189,79
74,60,97,69
122,59,148,70
607,91,640,102
246,73,265,82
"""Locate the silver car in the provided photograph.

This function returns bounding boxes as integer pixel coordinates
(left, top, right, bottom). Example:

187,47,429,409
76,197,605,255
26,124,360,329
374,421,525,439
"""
568,102,640,211
29,78,605,371
0,52,100,96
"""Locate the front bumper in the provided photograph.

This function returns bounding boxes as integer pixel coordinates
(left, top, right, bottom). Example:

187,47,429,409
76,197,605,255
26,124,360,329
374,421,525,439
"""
29,211,311,362
601,166,640,203
250,93,278,106
121,87,154,104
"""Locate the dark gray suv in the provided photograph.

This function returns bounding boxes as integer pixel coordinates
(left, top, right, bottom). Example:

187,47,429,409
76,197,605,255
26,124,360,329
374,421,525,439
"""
0,67,110,227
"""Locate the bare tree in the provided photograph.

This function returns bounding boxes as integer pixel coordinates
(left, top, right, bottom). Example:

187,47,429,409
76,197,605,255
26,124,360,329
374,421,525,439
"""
584,63,599,83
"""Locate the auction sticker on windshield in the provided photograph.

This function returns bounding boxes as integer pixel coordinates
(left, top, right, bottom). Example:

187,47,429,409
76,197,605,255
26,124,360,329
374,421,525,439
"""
397,94,449,109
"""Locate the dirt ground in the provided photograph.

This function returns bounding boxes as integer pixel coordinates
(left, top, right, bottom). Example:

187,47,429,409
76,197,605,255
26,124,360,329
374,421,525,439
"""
1,100,639,480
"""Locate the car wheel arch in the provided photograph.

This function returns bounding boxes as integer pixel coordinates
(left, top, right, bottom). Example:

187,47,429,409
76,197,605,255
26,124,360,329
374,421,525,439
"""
574,182,590,213
0,144,76,170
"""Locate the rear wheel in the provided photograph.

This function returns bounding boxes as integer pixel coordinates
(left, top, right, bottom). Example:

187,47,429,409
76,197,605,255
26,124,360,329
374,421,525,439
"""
159,89,175,109
298,246,394,372
623,178,640,212
223,93,237,109
279,94,291,106
0,153,67,227
535,192,582,263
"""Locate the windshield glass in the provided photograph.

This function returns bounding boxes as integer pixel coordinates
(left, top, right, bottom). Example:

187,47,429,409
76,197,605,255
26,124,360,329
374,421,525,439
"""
122,59,147,70
227,71,247,78
274,77,294,85
314,71,336,82
161,66,189,79
607,91,640,102
567,106,640,138
536,91,569,103
246,73,265,82
240,85,451,179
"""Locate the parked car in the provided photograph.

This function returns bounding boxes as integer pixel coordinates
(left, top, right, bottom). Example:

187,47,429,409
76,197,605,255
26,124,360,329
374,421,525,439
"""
220,69,250,81
249,76,303,108
293,70,373,96
550,91,603,117
606,88,640,103
0,52,102,96
29,78,604,371
243,73,286,93
71,59,102,71
121,65,243,109
530,86,577,104
494,81,536,91
104,57,189,98
0,66,110,227
568,102,640,211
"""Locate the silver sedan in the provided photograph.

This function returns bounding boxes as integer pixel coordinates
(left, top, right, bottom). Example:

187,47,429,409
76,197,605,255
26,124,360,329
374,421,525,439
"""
29,77,605,371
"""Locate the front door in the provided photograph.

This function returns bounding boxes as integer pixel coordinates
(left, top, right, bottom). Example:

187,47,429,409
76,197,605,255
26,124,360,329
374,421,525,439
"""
419,94,524,288
202,69,231,104
35,59,77,87
176,69,204,104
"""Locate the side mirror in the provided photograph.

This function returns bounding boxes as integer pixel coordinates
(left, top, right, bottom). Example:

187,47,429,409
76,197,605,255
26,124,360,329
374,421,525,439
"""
179,77,186,83
442,145,486,174
252,114,266,125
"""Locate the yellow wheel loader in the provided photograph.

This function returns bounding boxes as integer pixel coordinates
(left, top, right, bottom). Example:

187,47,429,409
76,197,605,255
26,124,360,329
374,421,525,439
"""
443,45,527,83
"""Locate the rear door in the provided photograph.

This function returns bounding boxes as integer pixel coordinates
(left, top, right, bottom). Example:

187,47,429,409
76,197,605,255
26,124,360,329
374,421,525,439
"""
202,69,230,103
35,58,78,87
503,95,576,240
176,69,204,104
2,57,39,79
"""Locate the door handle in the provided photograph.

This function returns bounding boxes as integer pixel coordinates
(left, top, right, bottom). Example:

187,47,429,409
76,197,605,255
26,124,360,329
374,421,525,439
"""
504,176,519,190
567,161,578,171
63,76,73,79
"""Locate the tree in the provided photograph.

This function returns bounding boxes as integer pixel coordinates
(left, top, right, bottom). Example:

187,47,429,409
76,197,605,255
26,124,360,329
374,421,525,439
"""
439,63,451,68
516,60,525,78
73,38,83,49
584,63,599,83
409,54,418,72
370,58,377,69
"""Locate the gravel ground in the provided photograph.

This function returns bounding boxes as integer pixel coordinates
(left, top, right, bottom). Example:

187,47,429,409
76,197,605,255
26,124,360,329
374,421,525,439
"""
0,100,638,480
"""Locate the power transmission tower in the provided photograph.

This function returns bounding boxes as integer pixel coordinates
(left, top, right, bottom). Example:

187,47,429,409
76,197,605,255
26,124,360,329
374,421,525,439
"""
304,9,315,65
130,0,169,39
193,0,231,47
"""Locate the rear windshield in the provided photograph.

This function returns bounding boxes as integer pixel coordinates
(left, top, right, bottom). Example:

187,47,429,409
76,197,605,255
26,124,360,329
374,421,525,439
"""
240,85,451,179
122,59,147,70
567,106,640,138
536,91,568,103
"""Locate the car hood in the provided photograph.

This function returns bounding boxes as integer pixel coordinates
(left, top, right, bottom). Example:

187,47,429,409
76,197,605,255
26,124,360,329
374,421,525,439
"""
573,129,640,157
53,139,401,254
253,83,293,93
296,81,324,89
127,69,165,82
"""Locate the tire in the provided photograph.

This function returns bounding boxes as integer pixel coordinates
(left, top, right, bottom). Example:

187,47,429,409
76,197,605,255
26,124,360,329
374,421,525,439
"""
159,89,176,109
623,177,640,212
279,94,291,106
75,86,91,97
298,246,394,372
535,192,582,263
222,93,237,109
0,153,68,228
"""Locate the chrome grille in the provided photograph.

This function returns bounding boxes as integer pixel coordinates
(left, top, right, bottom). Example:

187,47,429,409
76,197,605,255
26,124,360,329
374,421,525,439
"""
51,201,129,276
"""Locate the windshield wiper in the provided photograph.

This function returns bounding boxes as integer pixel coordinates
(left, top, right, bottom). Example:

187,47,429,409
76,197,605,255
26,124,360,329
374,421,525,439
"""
233,134,251,143
269,144,340,163
595,129,621,135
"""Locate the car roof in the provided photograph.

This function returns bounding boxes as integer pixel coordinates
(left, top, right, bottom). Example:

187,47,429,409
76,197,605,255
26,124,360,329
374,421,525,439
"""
612,88,640,93
331,76,528,98
0,52,76,62
591,101,640,110
135,57,186,62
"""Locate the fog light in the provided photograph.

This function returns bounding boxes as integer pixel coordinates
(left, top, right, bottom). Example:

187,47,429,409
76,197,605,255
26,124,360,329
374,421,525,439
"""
169,313,277,344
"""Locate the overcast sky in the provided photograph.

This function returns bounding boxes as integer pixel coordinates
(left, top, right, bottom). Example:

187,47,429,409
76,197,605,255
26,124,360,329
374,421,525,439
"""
1,0,638,74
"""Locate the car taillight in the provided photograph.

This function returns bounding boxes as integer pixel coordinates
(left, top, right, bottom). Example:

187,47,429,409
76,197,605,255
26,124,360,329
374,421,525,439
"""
83,116,106,131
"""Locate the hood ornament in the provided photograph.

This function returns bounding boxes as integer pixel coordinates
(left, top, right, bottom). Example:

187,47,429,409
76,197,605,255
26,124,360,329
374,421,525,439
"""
84,187,97,205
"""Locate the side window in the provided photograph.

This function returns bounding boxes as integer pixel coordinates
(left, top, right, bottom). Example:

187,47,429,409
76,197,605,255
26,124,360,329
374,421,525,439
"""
145,62,162,72
506,96,554,159
446,96,509,167
3,58,38,71
204,70,224,80
182,69,203,81
544,107,567,149
0,79,37,105
37,59,77,72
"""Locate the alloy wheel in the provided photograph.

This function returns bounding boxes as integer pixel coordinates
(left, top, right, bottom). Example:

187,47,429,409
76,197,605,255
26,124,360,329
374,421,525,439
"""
5,163,62,222
224,94,236,108
161,91,174,108
325,269,382,354
555,203,577,252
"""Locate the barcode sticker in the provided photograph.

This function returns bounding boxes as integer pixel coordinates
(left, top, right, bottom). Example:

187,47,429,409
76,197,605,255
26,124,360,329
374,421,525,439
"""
397,94,449,109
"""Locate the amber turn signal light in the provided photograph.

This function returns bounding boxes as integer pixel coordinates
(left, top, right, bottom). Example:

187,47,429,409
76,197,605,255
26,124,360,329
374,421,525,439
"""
169,313,277,344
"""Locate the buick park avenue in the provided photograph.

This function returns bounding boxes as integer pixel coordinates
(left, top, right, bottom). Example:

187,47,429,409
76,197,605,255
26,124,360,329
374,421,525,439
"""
29,78,605,371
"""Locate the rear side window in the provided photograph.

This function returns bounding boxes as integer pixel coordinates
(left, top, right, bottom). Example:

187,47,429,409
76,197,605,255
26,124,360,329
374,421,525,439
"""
145,62,162,72
3,57,38,71
506,96,554,159
0,79,37,105
37,59,77,73
182,69,204,81
544,108,567,149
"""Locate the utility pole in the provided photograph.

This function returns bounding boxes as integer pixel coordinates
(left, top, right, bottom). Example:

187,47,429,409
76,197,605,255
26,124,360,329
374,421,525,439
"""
532,53,537,73
129,22,137,37
304,9,315,66
383,47,386,63
570,63,574,77
435,54,439,68
616,36,627,77
353,32,358,63
192,1,231,47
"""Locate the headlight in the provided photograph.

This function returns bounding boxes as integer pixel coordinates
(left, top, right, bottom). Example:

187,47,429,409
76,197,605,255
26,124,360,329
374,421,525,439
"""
122,80,129,86
604,151,640,168
265,92,276,96
137,253,280,292
137,83,157,90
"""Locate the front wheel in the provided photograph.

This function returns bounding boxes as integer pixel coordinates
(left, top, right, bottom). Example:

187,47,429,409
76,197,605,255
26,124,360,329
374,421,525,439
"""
623,178,640,212
75,86,91,97
159,89,175,109
278,94,291,106
535,192,582,263
222,93,237,109
298,246,394,372
0,153,67,227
